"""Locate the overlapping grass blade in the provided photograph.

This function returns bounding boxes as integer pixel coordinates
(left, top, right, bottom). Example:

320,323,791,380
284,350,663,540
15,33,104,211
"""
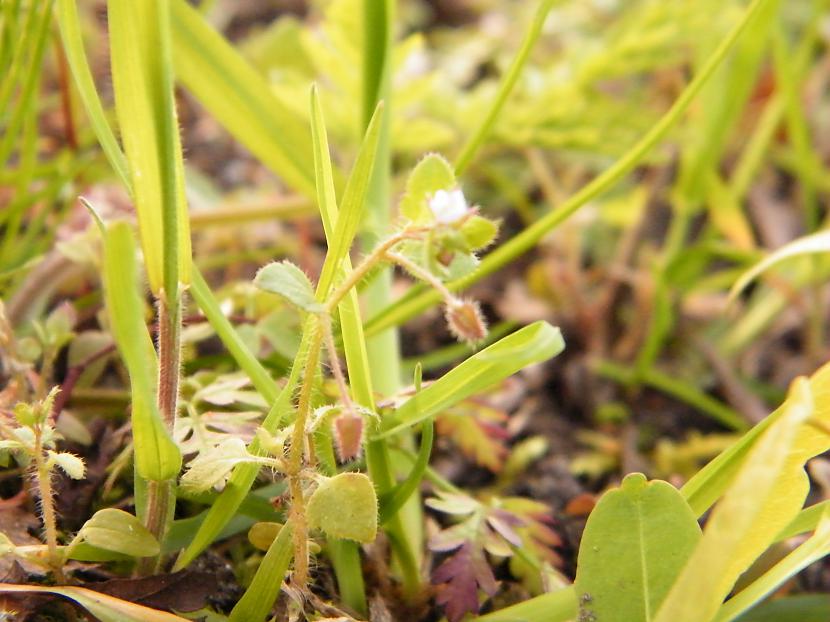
170,0,318,197
108,0,191,297
56,0,130,188
100,222,181,482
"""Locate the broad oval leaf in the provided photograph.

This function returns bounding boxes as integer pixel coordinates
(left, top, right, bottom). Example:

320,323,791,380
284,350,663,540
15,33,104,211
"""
307,473,378,543
254,260,323,313
77,509,159,558
574,473,701,622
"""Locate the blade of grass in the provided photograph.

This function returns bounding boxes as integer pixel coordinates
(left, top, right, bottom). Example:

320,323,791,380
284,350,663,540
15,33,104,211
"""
375,322,565,439
229,523,293,622
108,0,191,298
0,584,191,622
453,0,558,176
170,0,318,197
56,0,130,188
101,222,181,483
363,0,776,337
472,586,577,622
655,379,814,622
714,510,830,622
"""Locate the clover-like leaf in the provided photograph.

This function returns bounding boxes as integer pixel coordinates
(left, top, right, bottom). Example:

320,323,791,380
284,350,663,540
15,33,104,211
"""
307,472,378,543
254,260,323,313
77,509,159,557
400,153,457,223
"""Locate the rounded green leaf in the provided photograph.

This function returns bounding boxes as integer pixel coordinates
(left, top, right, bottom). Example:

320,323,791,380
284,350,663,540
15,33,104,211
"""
307,473,378,543
574,473,701,622
254,260,323,313
77,508,160,558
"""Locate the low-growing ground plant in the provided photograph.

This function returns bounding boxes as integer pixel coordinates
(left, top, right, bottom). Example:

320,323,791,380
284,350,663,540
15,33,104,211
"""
2,0,830,620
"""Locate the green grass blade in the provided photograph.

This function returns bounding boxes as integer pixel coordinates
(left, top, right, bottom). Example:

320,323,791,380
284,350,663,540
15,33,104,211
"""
363,0,776,337
228,523,293,622
0,584,191,622
375,322,565,439
310,85,371,613
654,379,813,622
56,0,130,189
108,0,191,297
101,222,181,482
453,0,557,176
715,510,830,622
378,419,433,524
316,102,384,297
170,0,317,197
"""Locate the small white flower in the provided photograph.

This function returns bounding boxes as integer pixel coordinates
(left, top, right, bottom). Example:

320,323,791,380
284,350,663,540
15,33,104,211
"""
428,188,470,224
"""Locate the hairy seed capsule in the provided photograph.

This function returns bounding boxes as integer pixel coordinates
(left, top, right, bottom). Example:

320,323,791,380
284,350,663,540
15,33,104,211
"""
445,299,487,344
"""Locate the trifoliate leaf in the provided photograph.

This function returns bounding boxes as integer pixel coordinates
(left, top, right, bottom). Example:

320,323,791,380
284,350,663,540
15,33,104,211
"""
400,153,456,223
254,261,323,313
307,472,378,543
77,509,159,557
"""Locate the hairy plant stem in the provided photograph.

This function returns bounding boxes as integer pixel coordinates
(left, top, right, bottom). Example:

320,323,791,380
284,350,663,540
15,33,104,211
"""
139,293,181,575
287,322,325,587
324,230,417,313
32,424,64,582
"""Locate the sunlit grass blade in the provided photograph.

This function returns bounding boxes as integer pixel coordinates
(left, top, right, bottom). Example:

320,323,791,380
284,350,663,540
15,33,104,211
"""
100,222,181,482
170,0,318,197
714,510,830,622
56,0,130,189
453,0,558,176
682,360,830,517
654,378,814,622
316,101,384,296
375,322,564,439
309,84,371,612
729,230,830,302
108,0,191,297
363,0,776,337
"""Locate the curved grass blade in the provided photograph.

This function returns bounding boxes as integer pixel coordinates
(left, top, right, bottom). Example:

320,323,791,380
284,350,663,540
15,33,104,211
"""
0,584,190,622
101,222,181,482
375,322,564,440
453,0,558,175
378,418,433,524
56,0,130,189
714,509,830,622
228,522,293,622
170,0,318,197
